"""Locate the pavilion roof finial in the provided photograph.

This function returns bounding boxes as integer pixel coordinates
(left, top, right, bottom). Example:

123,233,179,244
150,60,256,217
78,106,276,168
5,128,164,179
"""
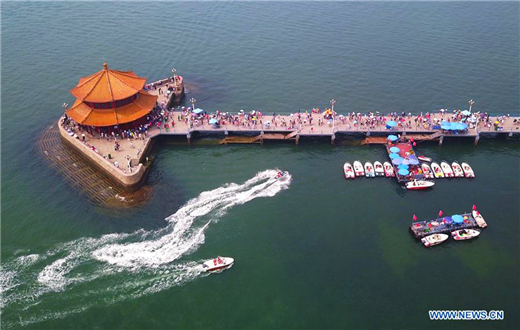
103,62,108,70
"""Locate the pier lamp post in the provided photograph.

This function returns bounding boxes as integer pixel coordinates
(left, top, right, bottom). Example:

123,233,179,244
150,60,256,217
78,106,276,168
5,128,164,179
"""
62,103,68,111
190,98,196,111
172,68,177,86
330,99,336,131
468,99,475,113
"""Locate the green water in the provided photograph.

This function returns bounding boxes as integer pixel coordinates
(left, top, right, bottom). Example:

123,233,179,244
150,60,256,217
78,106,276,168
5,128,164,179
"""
1,2,519,329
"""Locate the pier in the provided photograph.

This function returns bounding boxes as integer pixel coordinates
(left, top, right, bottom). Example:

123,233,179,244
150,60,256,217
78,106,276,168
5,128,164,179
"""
409,210,488,239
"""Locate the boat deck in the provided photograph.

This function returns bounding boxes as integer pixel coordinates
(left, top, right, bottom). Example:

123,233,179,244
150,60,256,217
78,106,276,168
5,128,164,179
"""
409,211,487,239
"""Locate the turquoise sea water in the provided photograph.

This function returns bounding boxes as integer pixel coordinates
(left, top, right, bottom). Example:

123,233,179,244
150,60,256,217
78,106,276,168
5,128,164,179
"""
1,2,519,329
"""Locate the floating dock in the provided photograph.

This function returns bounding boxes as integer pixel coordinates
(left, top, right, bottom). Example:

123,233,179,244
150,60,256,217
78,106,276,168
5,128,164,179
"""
409,210,488,239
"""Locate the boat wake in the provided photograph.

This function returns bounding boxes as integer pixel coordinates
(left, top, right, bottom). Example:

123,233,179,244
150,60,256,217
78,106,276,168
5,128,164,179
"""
0,169,291,328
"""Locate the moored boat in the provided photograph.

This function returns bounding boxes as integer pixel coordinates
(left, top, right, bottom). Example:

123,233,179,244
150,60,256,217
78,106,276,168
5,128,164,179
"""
374,161,384,177
405,180,435,190
440,161,454,177
451,162,464,178
343,162,355,179
451,229,480,241
364,162,375,178
353,161,365,177
383,161,395,177
421,233,449,247
418,156,432,162
461,162,475,178
202,256,234,272
431,162,444,178
421,163,434,179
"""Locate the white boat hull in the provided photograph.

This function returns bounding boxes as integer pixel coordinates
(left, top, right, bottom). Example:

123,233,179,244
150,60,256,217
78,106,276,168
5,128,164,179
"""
421,234,449,247
383,162,395,177
421,163,434,179
343,163,355,179
418,156,432,162
431,162,444,178
451,162,464,178
451,229,480,241
353,161,365,177
406,180,435,190
364,162,375,177
374,161,384,177
440,162,454,177
202,257,234,272
461,162,475,178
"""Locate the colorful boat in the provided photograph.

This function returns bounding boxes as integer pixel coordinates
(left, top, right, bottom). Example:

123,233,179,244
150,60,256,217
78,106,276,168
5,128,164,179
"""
440,161,454,177
451,229,480,241
343,162,355,179
383,162,395,177
364,162,375,178
421,163,434,179
418,156,432,162
431,162,444,178
461,162,475,178
374,161,385,177
451,162,464,178
353,161,365,177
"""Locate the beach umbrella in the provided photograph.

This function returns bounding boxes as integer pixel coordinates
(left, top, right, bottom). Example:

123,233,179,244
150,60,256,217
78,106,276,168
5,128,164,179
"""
444,217,453,224
390,147,400,153
408,158,420,165
389,153,400,159
209,118,218,125
461,110,471,116
402,159,410,165
441,122,452,130
387,135,398,141
392,157,403,165
193,108,204,114
398,169,409,176
386,120,397,127
398,164,409,169
452,215,464,224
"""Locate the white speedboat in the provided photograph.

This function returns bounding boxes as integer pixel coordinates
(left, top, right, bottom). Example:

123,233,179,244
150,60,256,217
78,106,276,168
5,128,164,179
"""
374,161,384,177
364,162,375,178
274,171,289,179
383,162,395,177
421,163,434,179
421,233,449,247
451,162,464,178
353,161,365,177
440,161,454,177
202,256,234,272
343,162,355,179
461,162,475,178
472,210,488,228
405,180,435,190
431,162,444,178
451,229,480,241
418,156,432,162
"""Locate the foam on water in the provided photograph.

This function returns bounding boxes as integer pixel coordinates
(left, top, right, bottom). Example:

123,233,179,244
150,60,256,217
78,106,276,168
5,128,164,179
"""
0,170,291,327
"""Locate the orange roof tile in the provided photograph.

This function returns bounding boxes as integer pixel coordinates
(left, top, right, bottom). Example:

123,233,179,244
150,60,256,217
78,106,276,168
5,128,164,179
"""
70,63,147,103
66,90,157,127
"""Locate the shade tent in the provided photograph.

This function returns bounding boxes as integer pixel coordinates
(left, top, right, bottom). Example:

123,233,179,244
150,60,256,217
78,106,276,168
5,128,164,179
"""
209,118,218,125
387,135,398,141
461,110,471,116
389,153,400,159
390,147,400,153
402,159,410,165
444,217,453,224
398,169,409,176
408,159,420,165
392,158,403,165
386,121,397,127
193,108,205,114
398,164,409,169
452,215,464,224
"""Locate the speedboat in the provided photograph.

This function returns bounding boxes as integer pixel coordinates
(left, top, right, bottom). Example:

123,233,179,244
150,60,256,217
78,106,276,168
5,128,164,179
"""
440,161,454,177
451,229,480,241
274,171,289,179
405,180,435,190
201,256,234,272
383,162,395,177
418,156,432,162
421,163,434,179
472,210,488,228
343,162,355,179
451,162,464,178
353,161,365,177
431,162,444,178
364,162,375,178
461,162,475,178
421,233,449,247
374,161,384,177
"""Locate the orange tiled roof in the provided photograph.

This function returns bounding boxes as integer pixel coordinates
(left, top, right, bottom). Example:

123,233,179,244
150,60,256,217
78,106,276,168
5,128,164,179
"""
65,90,157,127
70,63,147,103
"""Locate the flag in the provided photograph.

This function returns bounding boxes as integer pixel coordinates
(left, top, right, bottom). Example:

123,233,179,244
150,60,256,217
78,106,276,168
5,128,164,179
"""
413,214,417,221
439,210,443,217
472,204,477,210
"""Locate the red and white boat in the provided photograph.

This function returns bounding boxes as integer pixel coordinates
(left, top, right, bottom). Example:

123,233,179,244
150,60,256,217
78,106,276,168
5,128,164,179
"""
440,161,454,177
461,162,475,178
451,162,464,178
343,162,355,179
421,234,449,247
405,180,435,190
364,162,375,178
418,156,432,162
431,162,444,178
421,163,434,179
383,162,395,177
353,161,364,177
451,229,480,241
202,256,234,272
374,161,385,177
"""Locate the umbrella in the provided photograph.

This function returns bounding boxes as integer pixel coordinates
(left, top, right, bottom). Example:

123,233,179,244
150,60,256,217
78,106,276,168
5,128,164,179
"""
467,117,477,123
387,135,398,141
408,159,420,165
390,147,400,153
444,217,453,224
386,120,397,127
398,164,409,169
452,214,464,224
461,110,471,116
392,158,403,165
209,118,218,125
441,122,452,130
398,169,409,176
402,159,410,165
193,108,204,114
389,153,400,159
